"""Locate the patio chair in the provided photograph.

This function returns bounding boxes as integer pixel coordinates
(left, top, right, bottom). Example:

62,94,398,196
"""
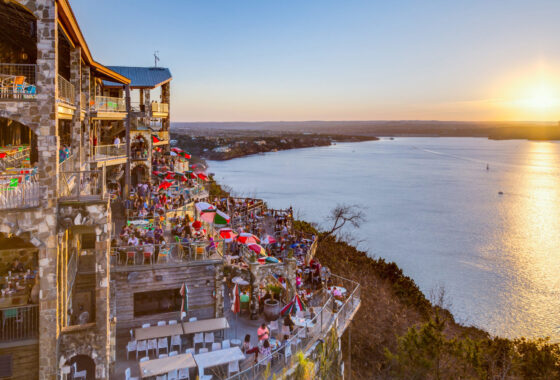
158,337,168,355
139,356,149,363
137,340,148,358
126,340,137,360
198,347,208,354
269,320,279,335
171,334,182,352
125,367,139,380
178,367,190,380
129,329,134,340
142,323,151,328
158,248,170,263
211,342,221,351
169,320,178,325
188,317,197,322
72,363,86,380
148,338,158,356
168,369,178,380
284,343,293,364
193,332,204,348
156,375,167,380
127,250,136,265
204,332,214,348
228,360,240,376
184,348,195,355
157,320,166,326
221,339,230,349
169,351,178,357
143,250,153,264
158,354,168,359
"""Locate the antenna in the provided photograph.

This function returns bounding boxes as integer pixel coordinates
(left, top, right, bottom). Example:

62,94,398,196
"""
154,51,160,67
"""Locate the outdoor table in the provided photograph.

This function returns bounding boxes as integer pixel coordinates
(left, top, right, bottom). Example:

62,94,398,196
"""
292,317,314,328
327,286,347,297
139,352,195,379
135,317,230,341
194,347,245,378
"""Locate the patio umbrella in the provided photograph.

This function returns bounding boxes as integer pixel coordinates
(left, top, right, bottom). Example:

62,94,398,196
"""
237,233,260,245
200,209,230,226
261,235,277,245
219,228,237,241
265,256,280,264
171,147,183,153
192,220,202,230
290,243,300,248
248,244,266,256
180,282,189,322
232,276,249,286
197,172,209,181
170,151,178,156
165,173,175,180
280,294,307,316
158,180,173,190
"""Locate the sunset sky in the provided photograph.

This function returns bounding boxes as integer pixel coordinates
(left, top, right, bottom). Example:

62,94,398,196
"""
72,0,560,122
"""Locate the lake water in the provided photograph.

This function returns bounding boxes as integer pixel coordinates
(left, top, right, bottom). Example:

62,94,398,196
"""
208,137,560,340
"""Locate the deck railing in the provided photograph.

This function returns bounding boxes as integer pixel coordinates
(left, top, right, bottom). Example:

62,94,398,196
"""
0,63,37,100
0,304,39,343
58,169,106,201
0,174,40,209
57,74,75,105
93,144,126,161
226,274,361,380
0,147,30,170
111,240,225,268
151,102,169,114
92,96,126,112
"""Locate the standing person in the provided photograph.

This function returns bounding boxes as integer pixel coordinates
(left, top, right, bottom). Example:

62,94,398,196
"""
257,323,269,342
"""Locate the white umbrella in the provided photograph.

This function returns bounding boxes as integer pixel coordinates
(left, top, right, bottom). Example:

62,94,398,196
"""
232,276,249,286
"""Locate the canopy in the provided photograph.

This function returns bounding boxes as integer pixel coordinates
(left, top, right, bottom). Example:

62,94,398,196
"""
197,173,209,181
280,294,307,316
158,180,173,190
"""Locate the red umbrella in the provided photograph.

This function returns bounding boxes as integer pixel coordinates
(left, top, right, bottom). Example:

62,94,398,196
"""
197,173,208,181
219,228,237,241
237,233,260,245
248,244,266,255
165,173,175,180
192,220,202,230
158,180,172,190
171,147,183,153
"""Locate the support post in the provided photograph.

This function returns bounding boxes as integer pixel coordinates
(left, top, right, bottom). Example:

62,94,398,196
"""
125,84,131,197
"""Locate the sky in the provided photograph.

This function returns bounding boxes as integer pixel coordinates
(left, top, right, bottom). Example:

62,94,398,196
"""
71,0,560,122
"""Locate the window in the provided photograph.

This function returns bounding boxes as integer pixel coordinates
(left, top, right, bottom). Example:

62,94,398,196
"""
133,288,181,317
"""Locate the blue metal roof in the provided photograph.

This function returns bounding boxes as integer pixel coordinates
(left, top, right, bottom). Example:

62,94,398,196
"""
103,66,172,88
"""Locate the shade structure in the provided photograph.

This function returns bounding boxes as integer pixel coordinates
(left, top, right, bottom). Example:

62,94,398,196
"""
195,202,214,212
219,228,237,241
237,233,260,245
248,243,266,255
280,294,307,316
171,147,182,153
261,235,277,245
191,220,202,230
200,209,230,226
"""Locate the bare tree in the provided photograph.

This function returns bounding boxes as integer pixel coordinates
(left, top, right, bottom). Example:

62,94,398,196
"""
320,203,366,243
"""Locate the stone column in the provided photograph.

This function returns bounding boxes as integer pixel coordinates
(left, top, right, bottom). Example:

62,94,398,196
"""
161,82,170,131
124,84,131,197
143,89,151,127
214,263,224,318
249,262,260,320
286,257,297,300
70,47,81,170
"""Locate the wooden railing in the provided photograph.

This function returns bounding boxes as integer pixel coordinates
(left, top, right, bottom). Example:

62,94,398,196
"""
57,74,75,105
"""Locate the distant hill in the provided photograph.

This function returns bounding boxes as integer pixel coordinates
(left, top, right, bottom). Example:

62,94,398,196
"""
172,120,560,141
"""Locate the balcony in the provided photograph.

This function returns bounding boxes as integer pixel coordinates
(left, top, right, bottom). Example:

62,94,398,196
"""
58,168,107,202
151,102,169,117
91,144,127,167
0,172,40,210
0,63,37,101
57,74,75,105
0,304,39,343
90,96,127,120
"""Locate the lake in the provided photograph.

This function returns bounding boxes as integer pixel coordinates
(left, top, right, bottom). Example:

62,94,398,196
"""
208,137,560,340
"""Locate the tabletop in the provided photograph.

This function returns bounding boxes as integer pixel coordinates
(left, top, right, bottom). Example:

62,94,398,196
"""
139,353,195,378
292,317,315,328
135,317,230,341
194,347,245,373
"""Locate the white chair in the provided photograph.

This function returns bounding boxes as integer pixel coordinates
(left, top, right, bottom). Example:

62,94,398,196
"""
284,343,292,363
159,353,168,359
158,337,169,355
168,369,179,380
281,325,290,336
211,342,221,351
158,320,166,326
125,367,139,380
204,332,214,347
126,340,137,360
169,320,178,325
129,329,134,339
193,332,204,348
137,340,148,358
169,351,178,357
199,375,212,380
72,363,86,380
228,360,239,376
296,311,304,318
188,317,197,322
269,320,279,335
178,367,190,380
156,375,167,380
198,347,208,354
171,334,182,352
185,348,195,355
142,323,151,328
139,356,149,363
222,339,230,349
148,338,158,356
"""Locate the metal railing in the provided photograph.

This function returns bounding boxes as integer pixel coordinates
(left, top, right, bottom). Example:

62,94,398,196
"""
0,304,39,343
57,74,75,105
93,144,126,161
111,240,225,268
0,147,30,170
92,96,126,112
151,102,169,114
0,63,37,100
226,274,361,380
58,169,106,200
0,175,40,209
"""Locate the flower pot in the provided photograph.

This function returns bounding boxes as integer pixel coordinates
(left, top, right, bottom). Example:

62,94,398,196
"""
263,299,281,321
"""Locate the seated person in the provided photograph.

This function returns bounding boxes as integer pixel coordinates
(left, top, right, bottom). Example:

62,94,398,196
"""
11,259,24,273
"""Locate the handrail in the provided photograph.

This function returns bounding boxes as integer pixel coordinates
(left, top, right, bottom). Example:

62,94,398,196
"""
93,144,126,161
92,95,126,112
151,102,169,113
0,63,37,100
57,74,75,105
0,304,39,343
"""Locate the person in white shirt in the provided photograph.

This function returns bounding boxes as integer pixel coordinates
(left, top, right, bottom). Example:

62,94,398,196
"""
113,136,120,146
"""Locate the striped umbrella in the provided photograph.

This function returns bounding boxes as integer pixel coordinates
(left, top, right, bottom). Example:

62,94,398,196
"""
219,228,237,241
261,235,277,245
237,233,260,245
200,209,230,226
280,294,307,316
248,243,266,256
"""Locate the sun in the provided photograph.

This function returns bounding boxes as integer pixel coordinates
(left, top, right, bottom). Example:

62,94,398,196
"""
517,83,560,110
